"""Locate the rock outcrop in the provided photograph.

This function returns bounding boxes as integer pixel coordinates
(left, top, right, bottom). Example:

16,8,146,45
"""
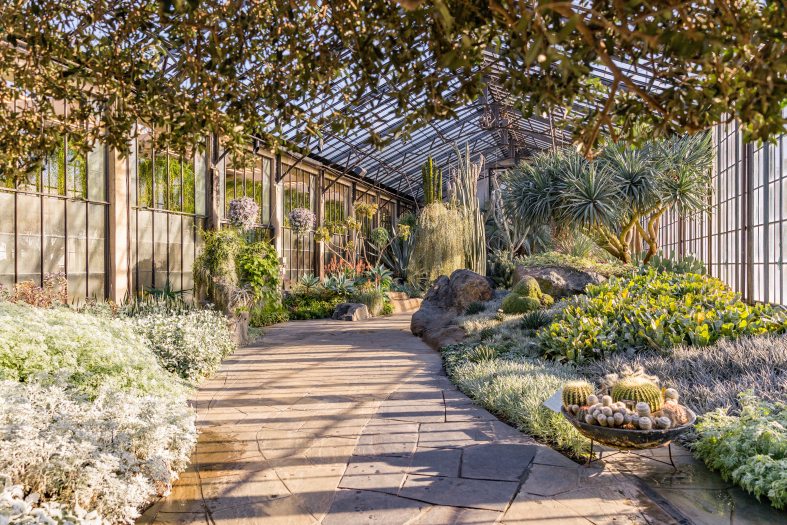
332,303,371,321
411,269,493,349
513,265,606,299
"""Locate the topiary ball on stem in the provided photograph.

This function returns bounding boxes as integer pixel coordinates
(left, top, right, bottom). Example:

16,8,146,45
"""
228,196,260,231
288,207,316,236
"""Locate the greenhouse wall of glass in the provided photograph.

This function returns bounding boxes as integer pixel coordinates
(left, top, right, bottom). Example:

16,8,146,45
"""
659,120,787,306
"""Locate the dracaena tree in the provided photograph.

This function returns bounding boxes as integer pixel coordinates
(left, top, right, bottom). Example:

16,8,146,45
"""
502,132,713,264
0,1,783,182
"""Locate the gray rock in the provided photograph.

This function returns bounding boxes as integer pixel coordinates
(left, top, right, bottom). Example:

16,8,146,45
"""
332,303,371,321
410,269,492,349
513,265,606,298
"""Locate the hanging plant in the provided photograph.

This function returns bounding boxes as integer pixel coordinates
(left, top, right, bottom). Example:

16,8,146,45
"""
354,201,378,219
228,196,260,231
288,207,316,235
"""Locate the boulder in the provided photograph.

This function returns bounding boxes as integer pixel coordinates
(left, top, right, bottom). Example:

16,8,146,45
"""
513,265,606,298
411,269,493,349
332,303,371,321
447,269,494,310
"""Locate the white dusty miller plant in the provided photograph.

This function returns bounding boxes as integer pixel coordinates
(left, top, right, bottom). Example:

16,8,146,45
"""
0,381,197,524
228,196,260,231
288,207,316,235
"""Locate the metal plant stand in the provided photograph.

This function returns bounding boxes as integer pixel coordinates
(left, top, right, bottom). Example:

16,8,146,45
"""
561,407,696,471
585,439,677,470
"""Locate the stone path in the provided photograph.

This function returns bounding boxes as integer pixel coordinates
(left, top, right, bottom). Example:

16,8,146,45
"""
139,315,702,524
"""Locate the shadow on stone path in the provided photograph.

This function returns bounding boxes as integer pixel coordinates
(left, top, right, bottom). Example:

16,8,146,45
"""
139,315,683,524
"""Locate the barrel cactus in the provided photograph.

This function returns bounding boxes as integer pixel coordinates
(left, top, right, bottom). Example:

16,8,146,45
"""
561,380,594,409
612,376,664,413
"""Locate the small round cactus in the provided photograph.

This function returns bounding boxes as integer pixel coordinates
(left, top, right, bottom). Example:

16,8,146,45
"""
638,417,653,430
654,416,672,430
587,394,599,406
602,395,613,407
613,412,624,427
665,388,679,402
635,402,651,418
562,380,594,409
661,402,690,426
585,414,596,425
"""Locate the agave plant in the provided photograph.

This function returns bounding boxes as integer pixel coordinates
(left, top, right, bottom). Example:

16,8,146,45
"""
323,274,356,296
366,264,393,291
298,273,321,292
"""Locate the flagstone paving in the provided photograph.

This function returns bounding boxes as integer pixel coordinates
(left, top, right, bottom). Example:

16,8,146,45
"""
138,315,775,525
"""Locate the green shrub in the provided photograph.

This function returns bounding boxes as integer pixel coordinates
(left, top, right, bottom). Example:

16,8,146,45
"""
514,251,631,278
465,301,486,315
283,290,344,320
351,288,385,316
538,269,776,362
250,302,289,326
382,300,394,316
501,294,541,314
521,310,552,331
502,276,552,314
645,252,707,275
442,344,588,457
131,307,236,382
0,302,185,398
692,393,787,510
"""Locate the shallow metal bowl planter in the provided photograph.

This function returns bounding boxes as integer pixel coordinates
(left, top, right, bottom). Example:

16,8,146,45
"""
561,407,697,468
561,407,697,449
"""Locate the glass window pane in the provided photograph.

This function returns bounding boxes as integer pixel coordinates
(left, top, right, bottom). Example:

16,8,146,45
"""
182,216,195,297
87,141,105,202
129,130,138,208
66,140,86,198
169,153,183,212
43,197,66,275
0,192,15,287
17,194,41,284
138,130,154,207
67,201,87,298
195,150,206,216
154,152,167,209
42,139,65,195
136,210,153,292
153,211,168,285
262,157,271,223
87,204,105,298
182,150,195,214
168,214,182,291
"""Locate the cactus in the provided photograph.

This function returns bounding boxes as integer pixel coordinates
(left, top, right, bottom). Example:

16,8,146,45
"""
561,380,594,409
421,157,443,205
660,401,690,426
612,376,664,413
638,417,653,430
587,394,599,406
501,294,541,314
635,401,651,418
665,388,679,402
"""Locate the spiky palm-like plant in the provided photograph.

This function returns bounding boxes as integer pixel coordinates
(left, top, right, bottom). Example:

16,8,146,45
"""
502,132,712,265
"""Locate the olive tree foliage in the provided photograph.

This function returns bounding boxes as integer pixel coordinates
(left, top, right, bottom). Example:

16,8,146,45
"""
0,0,784,181
502,133,713,265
